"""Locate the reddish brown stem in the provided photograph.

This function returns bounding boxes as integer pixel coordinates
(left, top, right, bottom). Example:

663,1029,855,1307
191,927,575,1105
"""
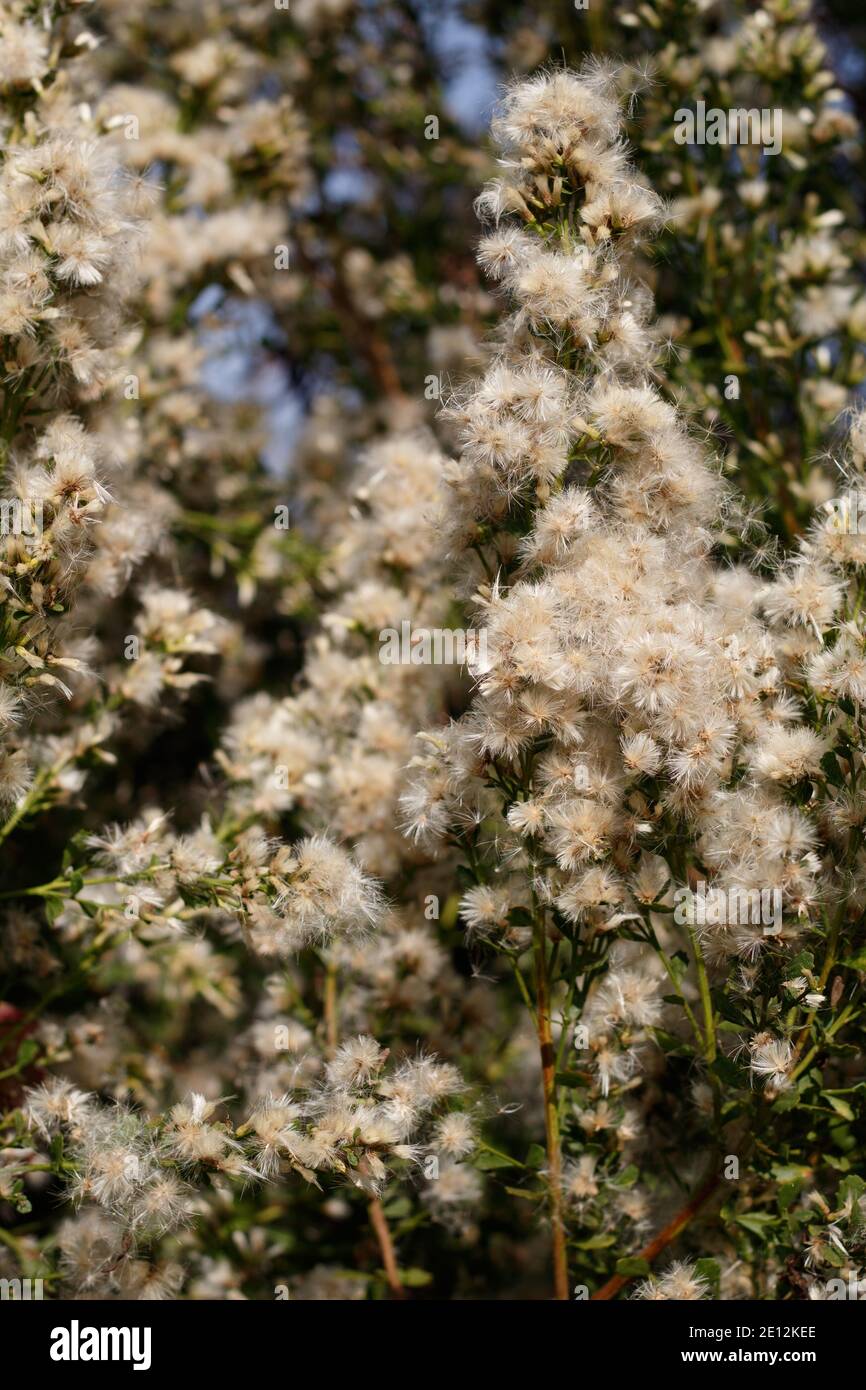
592,1174,721,1301
294,241,408,404
324,961,338,1057
368,1196,406,1299
321,967,403,1298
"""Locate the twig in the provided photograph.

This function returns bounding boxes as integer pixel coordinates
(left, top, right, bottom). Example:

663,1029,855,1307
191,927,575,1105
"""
591,1173,721,1301
323,960,339,1057
367,1196,406,1300
293,242,409,404
532,911,569,1300
320,962,404,1299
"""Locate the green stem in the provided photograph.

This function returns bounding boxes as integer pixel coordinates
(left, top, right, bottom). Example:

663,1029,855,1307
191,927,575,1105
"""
531,909,569,1301
686,922,716,1064
0,874,124,902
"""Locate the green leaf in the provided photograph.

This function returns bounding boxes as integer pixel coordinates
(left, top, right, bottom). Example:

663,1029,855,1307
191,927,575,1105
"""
610,1164,639,1190
694,1258,721,1296
829,1123,858,1152
712,989,749,1026
820,750,844,787
525,1144,547,1170
711,1054,743,1087
507,907,535,927
555,1070,588,1089
778,1180,802,1212
16,1038,39,1069
824,1153,850,1171
439,894,460,931
735,1212,777,1237
475,1149,517,1171
837,1175,866,1205
382,1197,411,1220
770,1164,811,1184
773,1085,802,1112
574,1233,617,1250
667,951,689,984
400,1268,433,1287
44,895,64,925
615,1256,651,1278
823,1245,847,1268
652,1028,691,1056
826,1094,855,1121
788,950,815,976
